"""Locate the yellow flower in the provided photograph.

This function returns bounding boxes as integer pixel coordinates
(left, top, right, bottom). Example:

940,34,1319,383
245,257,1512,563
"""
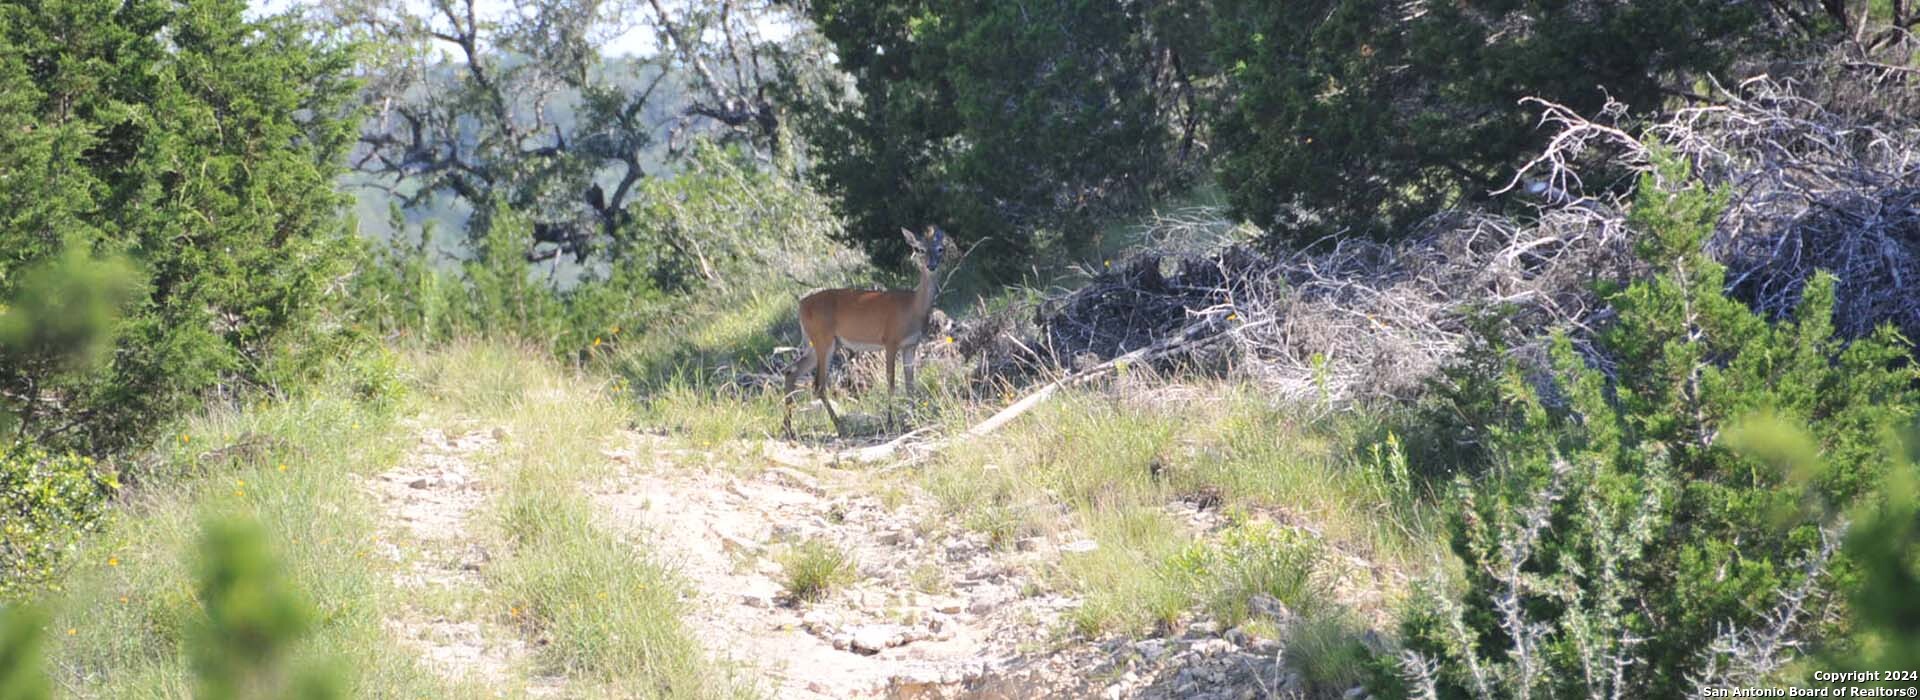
233,489,244,498
107,557,118,567
180,434,190,444
118,596,128,604
1104,260,1111,268
278,463,287,472
1228,313,1238,321
66,628,75,636
593,337,603,347
609,325,621,335
945,336,955,344
235,479,245,487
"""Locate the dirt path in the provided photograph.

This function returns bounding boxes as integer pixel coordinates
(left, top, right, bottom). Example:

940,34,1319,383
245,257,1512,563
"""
359,419,1342,698
593,435,1092,699
364,421,562,696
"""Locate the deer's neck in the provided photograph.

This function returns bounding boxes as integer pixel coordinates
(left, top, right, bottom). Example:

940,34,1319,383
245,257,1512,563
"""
912,263,937,323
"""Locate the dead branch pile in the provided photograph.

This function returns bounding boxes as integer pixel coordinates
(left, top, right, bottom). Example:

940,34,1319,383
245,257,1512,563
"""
1013,74,1919,404
1661,78,1920,338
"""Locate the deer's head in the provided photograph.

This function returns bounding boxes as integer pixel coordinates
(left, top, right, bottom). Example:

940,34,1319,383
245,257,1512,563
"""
901,226,947,272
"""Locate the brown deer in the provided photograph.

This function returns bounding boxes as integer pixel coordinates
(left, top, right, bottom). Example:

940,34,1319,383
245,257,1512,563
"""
782,226,947,437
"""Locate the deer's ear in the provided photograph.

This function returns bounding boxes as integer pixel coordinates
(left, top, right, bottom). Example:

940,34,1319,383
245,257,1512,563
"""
901,228,921,247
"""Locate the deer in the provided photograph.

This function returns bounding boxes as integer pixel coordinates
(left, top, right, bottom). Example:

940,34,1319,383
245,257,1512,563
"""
782,225,947,438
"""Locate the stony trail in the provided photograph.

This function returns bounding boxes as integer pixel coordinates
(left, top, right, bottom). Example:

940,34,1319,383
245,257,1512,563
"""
592,434,1082,698
361,416,1341,699
587,434,1327,700
363,421,563,697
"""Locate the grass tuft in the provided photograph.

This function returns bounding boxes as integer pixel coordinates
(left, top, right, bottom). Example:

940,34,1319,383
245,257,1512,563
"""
778,539,856,603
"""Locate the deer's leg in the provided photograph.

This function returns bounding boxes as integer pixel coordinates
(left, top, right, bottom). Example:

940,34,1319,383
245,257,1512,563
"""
885,345,899,432
815,338,843,436
903,345,919,397
781,343,815,439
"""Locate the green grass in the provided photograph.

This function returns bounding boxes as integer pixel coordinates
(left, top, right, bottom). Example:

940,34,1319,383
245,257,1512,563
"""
34,341,737,698
922,381,1444,646
421,342,742,699
636,372,785,447
778,539,857,603
41,346,469,698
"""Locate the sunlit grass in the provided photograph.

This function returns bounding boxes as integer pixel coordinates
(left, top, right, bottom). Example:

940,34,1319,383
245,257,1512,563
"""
778,539,857,603
921,379,1445,658
43,347,469,698
424,341,744,698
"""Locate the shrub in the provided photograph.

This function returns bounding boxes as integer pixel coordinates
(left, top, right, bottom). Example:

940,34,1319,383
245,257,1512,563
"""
1396,155,1918,697
192,518,340,700
0,0,359,454
0,604,48,700
0,447,116,601
1826,428,1920,678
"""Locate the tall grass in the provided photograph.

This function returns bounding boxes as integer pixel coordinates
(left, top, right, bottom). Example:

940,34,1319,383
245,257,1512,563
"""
420,342,744,698
922,382,1444,640
42,347,468,697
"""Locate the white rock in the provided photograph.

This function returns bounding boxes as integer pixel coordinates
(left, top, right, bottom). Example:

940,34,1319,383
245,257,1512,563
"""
1191,638,1234,656
850,625,903,655
801,610,838,633
1060,538,1099,553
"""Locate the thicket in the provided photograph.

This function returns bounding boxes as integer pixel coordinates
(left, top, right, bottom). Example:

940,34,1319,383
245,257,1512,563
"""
0,0,360,455
0,447,115,600
1391,159,1918,696
796,0,1865,261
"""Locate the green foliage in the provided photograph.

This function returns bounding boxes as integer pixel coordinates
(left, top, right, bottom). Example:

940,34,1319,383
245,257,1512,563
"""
353,142,843,360
779,538,857,603
192,517,340,700
0,447,116,601
1163,520,1328,628
0,605,48,700
1830,431,1920,677
0,0,360,454
0,246,141,438
799,0,1181,273
1400,156,1917,697
1201,0,1792,239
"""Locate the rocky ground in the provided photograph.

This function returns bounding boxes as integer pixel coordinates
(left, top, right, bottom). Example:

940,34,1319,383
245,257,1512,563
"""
364,421,564,697
588,433,1376,700
369,416,1377,699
